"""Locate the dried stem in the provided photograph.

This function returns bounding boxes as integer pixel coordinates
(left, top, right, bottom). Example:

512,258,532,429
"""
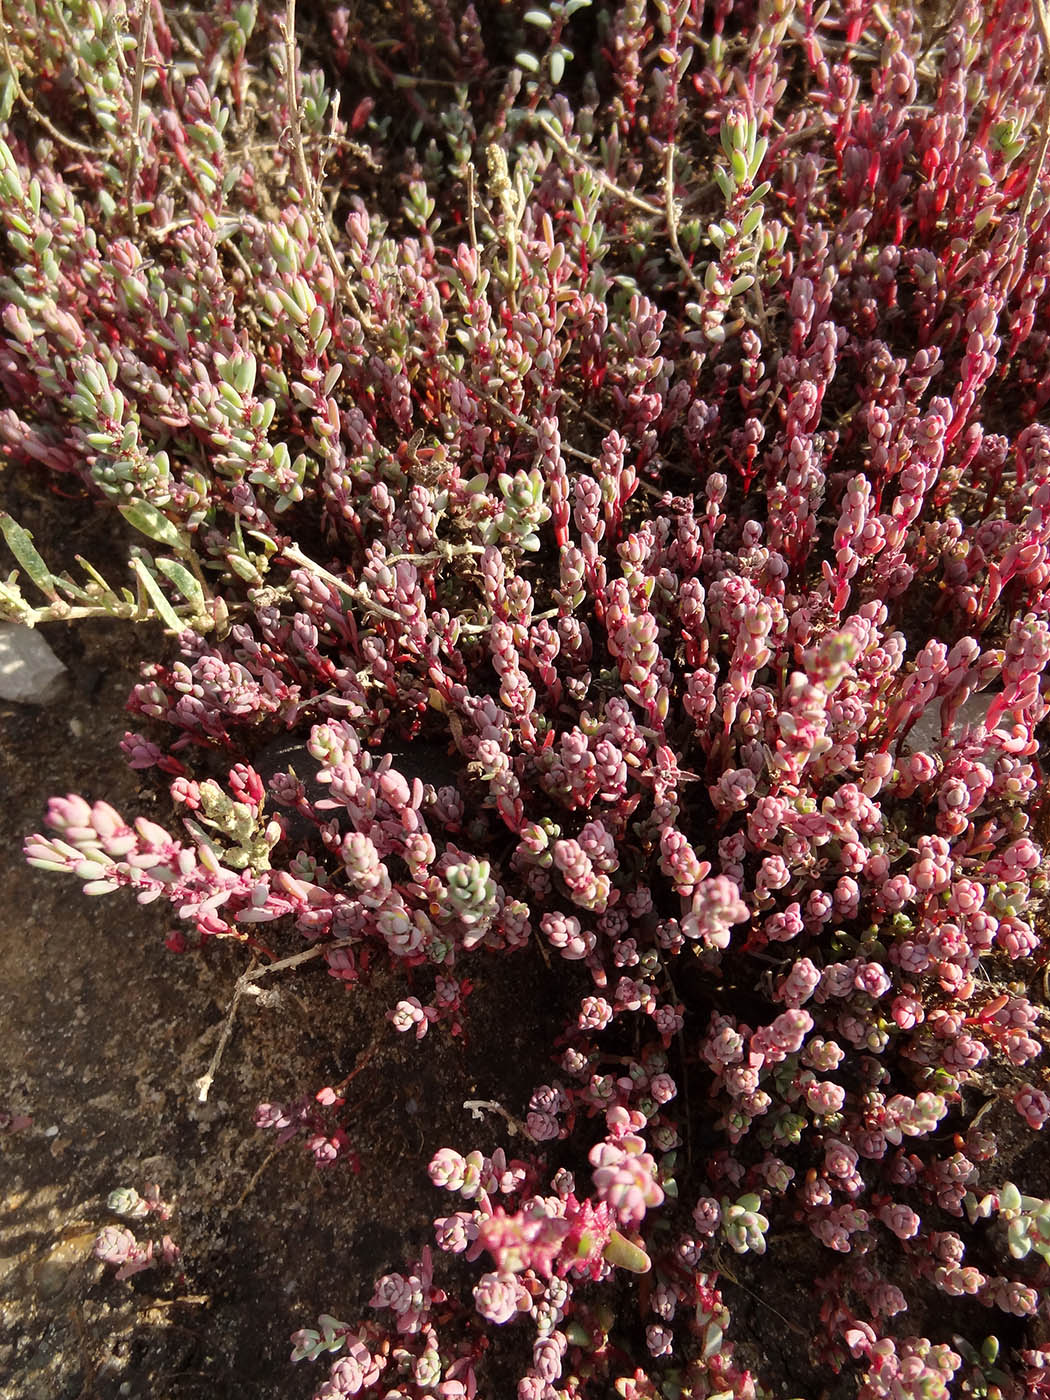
466,382,600,465
535,115,663,218
194,964,251,1103
1012,0,1050,280
196,943,353,1101
0,0,96,154
282,0,371,331
280,544,405,623
124,0,152,226
663,141,706,299
467,161,478,253
463,1098,532,1139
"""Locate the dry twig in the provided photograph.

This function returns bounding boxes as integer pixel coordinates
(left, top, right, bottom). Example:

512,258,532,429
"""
1012,0,1050,280
0,0,96,154
124,0,152,226
282,0,372,331
535,115,663,218
194,942,355,1101
663,142,706,299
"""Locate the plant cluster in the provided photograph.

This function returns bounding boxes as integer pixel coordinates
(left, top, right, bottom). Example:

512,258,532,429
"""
92,1183,180,1282
5,0,1050,1396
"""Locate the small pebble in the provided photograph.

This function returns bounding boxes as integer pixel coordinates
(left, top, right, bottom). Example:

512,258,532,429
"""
0,624,66,704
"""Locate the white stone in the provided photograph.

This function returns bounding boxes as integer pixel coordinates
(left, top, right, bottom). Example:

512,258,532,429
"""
905,691,995,752
0,623,67,703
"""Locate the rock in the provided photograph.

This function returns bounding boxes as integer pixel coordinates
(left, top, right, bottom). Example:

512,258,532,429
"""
904,691,997,752
33,1233,96,1299
0,624,67,704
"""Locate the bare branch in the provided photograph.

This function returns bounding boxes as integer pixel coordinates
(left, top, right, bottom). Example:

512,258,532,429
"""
125,0,152,226
0,0,96,154
282,0,372,332
1013,0,1050,264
